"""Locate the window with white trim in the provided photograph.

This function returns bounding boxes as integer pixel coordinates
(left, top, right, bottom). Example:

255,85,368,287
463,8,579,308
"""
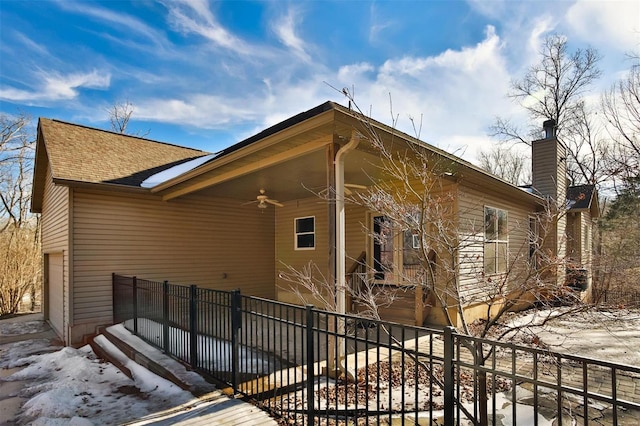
484,206,508,274
295,216,315,250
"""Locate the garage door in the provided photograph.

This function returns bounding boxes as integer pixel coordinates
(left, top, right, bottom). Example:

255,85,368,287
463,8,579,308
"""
48,253,64,339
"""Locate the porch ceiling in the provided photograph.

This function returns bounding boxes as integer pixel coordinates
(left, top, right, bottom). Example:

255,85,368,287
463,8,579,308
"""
191,147,383,204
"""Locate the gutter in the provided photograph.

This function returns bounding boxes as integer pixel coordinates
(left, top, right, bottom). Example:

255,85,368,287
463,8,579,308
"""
333,130,361,380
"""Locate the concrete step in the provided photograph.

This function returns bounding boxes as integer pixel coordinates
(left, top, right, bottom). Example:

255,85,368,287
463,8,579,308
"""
90,324,219,397
89,324,279,425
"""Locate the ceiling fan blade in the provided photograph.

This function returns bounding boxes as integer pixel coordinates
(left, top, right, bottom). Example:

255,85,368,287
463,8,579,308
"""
266,199,284,207
241,200,258,205
344,183,368,190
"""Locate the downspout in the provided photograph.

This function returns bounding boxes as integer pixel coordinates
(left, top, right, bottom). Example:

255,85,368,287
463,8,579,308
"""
334,130,361,379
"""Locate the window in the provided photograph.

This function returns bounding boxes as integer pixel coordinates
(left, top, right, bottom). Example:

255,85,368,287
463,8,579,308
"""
484,206,508,274
412,234,421,249
529,216,539,268
372,215,422,282
373,216,394,279
295,216,315,250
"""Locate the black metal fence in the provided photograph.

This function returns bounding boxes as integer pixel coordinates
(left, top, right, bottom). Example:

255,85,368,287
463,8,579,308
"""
112,274,640,425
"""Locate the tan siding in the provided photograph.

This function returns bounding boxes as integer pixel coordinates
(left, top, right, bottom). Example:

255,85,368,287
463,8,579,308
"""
532,138,567,200
42,166,69,253
41,164,70,343
72,189,275,328
275,197,330,305
457,186,536,302
345,203,368,266
567,213,580,262
581,211,593,267
531,137,567,273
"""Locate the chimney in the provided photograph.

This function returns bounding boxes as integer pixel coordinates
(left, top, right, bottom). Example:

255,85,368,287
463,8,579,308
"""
532,119,567,283
543,119,557,139
532,119,566,200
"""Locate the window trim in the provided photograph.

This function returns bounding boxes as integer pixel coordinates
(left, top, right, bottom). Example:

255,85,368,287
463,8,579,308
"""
529,215,539,269
369,213,422,284
484,205,509,275
294,216,316,250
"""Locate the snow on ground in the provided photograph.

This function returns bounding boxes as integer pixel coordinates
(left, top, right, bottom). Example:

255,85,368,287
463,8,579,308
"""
0,339,194,425
1,308,637,424
0,320,50,336
504,307,640,367
120,318,282,374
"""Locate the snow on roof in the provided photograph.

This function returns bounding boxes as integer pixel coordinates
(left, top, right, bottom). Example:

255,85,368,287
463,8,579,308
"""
140,153,219,188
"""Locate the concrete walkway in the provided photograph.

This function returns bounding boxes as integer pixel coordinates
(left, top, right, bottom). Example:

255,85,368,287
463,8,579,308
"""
0,313,61,425
0,314,279,425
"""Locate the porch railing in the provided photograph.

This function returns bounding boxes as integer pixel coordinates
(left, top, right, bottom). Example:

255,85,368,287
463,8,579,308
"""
112,274,640,425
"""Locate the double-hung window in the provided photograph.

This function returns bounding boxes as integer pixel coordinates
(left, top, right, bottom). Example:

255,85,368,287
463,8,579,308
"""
295,216,315,250
484,206,508,274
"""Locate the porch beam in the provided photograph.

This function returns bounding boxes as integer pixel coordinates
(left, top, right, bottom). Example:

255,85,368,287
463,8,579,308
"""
159,139,330,201
151,110,336,193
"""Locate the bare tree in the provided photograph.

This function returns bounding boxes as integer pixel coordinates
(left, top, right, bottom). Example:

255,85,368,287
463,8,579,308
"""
0,113,34,230
478,143,531,186
485,34,606,186
0,113,40,315
602,60,640,182
282,93,584,425
107,100,149,137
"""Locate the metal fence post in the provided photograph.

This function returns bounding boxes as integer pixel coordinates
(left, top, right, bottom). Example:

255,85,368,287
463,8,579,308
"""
306,304,315,425
132,276,138,334
231,289,242,394
112,273,116,324
443,326,455,426
189,285,198,369
163,280,169,353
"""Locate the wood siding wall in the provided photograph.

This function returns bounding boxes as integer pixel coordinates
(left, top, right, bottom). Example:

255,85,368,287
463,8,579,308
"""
532,138,567,200
531,137,567,269
70,189,275,343
275,197,330,305
457,186,537,302
274,196,368,306
41,165,70,342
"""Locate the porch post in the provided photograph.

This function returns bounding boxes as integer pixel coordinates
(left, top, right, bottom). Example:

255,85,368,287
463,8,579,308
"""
333,130,361,374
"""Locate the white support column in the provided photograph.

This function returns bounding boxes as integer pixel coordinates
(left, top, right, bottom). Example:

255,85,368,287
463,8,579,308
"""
333,130,360,378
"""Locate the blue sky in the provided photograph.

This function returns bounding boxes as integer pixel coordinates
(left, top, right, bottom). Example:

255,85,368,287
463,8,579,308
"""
1,0,638,162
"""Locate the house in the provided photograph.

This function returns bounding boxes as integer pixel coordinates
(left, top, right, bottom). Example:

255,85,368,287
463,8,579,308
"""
31,101,597,345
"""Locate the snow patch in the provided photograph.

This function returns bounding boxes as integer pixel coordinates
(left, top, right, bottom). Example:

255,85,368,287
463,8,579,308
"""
1,340,194,424
140,153,218,188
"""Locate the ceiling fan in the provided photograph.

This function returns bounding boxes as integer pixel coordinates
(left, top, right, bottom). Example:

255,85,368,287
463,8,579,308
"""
246,189,284,209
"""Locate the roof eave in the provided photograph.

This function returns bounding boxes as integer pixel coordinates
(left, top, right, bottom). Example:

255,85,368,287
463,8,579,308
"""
150,105,337,193
52,178,154,194
30,121,48,214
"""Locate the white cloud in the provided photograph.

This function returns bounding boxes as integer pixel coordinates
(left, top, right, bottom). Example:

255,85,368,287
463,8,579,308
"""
55,1,169,50
0,70,111,103
337,63,375,83
368,3,395,44
271,6,311,62
164,0,254,56
134,95,260,128
338,26,515,155
130,24,518,166
566,0,640,53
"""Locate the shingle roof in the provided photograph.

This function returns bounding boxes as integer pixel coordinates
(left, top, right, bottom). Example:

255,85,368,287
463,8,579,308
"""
567,184,596,211
38,118,208,187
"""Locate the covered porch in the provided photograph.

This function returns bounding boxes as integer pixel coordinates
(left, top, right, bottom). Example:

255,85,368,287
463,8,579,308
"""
149,108,436,326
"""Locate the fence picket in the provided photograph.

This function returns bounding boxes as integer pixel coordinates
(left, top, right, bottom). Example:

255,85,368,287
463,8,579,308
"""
112,274,640,425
